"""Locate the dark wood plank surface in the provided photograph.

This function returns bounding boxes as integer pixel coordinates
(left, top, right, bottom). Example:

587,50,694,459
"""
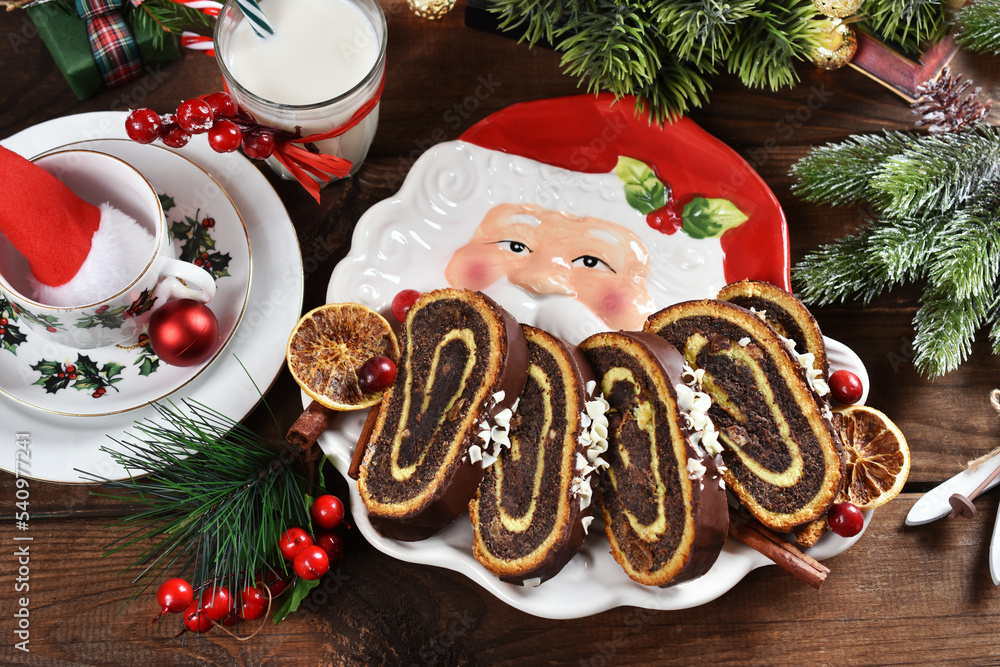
1,3,1000,664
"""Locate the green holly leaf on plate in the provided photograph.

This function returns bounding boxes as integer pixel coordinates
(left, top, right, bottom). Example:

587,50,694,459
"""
614,156,670,215
159,194,176,212
681,197,749,239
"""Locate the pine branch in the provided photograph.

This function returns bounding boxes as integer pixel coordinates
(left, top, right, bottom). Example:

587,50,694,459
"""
953,0,1000,55
491,0,575,46
82,401,311,600
925,200,1000,301
912,288,994,377
870,126,1000,220
656,0,756,65
863,0,947,55
124,0,215,50
725,0,820,91
789,131,916,207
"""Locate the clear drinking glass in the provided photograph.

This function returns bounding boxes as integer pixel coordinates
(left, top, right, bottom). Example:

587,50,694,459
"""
213,0,387,181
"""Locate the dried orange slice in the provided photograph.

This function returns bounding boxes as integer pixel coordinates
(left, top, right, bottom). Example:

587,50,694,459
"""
832,404,910,510
286,303,399,410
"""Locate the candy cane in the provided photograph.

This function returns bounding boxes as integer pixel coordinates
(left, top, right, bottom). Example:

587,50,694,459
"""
181,31,215,58
169,0,222,17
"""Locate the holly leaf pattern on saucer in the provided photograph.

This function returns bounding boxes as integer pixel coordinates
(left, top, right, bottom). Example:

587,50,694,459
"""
172,210,232,280
0,298,28,353
30,354,124,397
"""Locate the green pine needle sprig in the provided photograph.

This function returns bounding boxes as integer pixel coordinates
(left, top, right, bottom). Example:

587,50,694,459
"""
124,0,216,50
791,124,1000,378
81,401,312,605
953,0,1000,55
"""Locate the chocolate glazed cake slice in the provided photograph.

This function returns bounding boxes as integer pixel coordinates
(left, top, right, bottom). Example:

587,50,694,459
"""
357,288,528,541
579,331,728,587
470,326,608,586
645,300,844,533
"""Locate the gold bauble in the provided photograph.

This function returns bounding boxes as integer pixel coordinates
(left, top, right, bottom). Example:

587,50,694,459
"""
813,0,864,18
812,21,857,70
407,0,456,19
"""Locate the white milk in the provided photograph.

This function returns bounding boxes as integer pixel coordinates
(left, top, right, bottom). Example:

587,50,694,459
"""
228,0,380,106
216,0,386,179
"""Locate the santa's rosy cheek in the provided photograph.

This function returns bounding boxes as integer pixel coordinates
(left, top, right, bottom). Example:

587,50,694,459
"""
445,251,504,289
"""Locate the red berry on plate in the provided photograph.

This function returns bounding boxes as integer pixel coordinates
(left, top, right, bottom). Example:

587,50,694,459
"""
314,530,345,565
154,578,193,621
311,494,345,531
180,601,213,634
237,585,268,621
204,91,239,119
242,131,276,160
293,545,330,581
199,585,233,622
830,369,863,405
646,204,683,235
161,125,192,148
278,527,313,560
126,108,163,144
208,119,243,153
176,98,214,133
358,356,396,393
828,501,865,537
391,289,421,322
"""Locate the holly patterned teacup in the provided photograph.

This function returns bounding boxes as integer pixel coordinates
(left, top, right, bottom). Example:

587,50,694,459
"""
0,150,216,349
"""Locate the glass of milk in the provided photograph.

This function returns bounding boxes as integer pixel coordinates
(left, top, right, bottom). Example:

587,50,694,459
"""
214,0,387,180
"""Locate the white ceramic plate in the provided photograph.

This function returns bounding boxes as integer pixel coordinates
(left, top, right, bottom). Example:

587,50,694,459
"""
0,140,251,417
0,112,302,483
315,137,871,618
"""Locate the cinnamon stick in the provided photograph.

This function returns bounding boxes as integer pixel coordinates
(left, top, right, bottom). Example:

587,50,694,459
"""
286,400,337,450
728,510,829,589
347,407,379,480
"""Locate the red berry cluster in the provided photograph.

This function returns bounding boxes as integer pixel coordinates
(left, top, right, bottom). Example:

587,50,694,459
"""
125,92,291,160
278,494,348,582
154,577,276,636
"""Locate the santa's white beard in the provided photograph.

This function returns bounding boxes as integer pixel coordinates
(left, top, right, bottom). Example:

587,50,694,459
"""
31,203,156,308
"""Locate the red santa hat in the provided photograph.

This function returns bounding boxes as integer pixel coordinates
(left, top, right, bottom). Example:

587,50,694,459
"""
0,146,154,307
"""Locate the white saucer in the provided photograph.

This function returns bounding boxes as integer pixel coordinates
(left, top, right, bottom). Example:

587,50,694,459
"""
0,112,303,483
0,140,251,417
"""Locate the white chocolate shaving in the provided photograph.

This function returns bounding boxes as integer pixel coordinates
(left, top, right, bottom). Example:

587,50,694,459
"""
523,577,541,588
468,444,482,464
581,515,593,535
738,337,751,347
687,457,707,480
780,336,830,397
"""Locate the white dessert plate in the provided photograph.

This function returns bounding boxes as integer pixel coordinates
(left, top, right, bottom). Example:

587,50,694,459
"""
315,95,871,618
0,112,303,483
0,139,251,417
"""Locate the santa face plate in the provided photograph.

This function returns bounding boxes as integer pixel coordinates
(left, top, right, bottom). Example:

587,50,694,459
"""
314,95,864,618
0,140,251,417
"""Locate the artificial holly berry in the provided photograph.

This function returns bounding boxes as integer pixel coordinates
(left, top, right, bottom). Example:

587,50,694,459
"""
314,530,345,565
358,356,397,393
391,289,421,322
237,585,268,621
179,601,213,635
125,108,163,144
176,98,215,133
256,572,290,599
204,91,239,119
310,494,345,531
242,131,276,160
828,501,864,537
208,119,243,153
830,369,863,405
161,126,192,149
221,611,238,627
293,545,330,581
646,203,684,235
93,388,106,398
199,585,233,622
201,218,215,229
278,527,313,560
153,578,194,622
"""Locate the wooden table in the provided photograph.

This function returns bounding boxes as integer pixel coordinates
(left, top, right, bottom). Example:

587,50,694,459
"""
2,4,999,664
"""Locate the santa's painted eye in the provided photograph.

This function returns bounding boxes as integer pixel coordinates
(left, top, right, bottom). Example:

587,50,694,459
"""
572,255,615,273
497,240,531,254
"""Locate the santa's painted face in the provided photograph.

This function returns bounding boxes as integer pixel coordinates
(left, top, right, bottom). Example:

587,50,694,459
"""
444,203,654,330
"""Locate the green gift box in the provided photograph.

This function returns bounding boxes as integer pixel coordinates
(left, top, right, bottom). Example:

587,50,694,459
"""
26,1,181,100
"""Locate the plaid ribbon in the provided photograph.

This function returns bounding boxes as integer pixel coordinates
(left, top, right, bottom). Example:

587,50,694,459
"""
75,0,143,87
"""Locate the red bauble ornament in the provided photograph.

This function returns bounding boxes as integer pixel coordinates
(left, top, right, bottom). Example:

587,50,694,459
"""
148,299,220,367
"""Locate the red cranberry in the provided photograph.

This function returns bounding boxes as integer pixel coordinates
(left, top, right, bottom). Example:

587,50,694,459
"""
242,131,276,160
314,530,345,565
358,356,397,393
310,494,345,530
278,527,313,560
828,502,864,537
161,126,192,148
125,108,163,144
830,369,864,405
204,91,239,119
176,98,214,133
391,289,421,322
293,545,330,581
207,119,243,153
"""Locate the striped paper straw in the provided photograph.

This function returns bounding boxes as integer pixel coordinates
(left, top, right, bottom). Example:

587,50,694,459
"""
235,0,275,38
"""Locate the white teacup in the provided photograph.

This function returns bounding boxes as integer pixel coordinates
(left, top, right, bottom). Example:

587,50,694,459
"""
0,150,216,349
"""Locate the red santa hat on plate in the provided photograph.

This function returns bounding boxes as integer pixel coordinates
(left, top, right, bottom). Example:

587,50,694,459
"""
0,146,154,307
